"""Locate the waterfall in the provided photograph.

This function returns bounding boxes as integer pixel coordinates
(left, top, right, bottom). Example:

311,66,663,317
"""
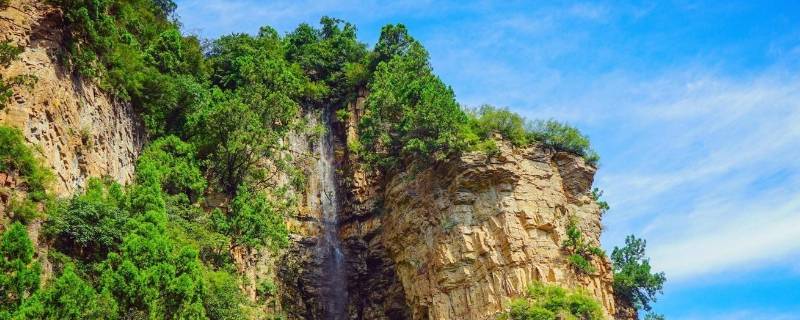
316,109,348,319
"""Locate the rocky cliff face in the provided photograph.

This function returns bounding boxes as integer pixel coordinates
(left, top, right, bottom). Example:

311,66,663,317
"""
379,143,616,319
332,100,618,320
1,3,619,318
0,0,143,196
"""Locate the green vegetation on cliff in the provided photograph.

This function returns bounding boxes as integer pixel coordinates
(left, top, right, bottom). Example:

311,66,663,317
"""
0,0,624,318
501,282,604,320
612,235,666,313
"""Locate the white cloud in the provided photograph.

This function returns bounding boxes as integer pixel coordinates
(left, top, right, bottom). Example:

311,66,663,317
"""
589,69,800,281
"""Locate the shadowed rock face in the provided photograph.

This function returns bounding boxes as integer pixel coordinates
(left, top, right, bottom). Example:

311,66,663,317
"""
0,0,143,197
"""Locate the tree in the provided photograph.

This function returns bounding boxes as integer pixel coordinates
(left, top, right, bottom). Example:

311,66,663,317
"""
212,185,289,252
0,126,51,201
359,33,475,168
505,282,604,320
13,265,117,319
562,219,604,274
0,222,41,317
45,179,129,261
611,235,666,312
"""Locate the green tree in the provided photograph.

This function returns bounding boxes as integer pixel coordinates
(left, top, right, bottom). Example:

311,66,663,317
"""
0,222,41,318
611,235,666,312
284,17,368,106
359,32,475,168
212,185,289,252
13,265,117,319
528,120,599,164
505,282,604,320
45,179,129,261
136,136,206,201
0,126,51,201
562,219,604,274
469,105,530,146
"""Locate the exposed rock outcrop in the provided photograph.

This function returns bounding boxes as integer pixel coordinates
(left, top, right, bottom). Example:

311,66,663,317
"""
335,97,619,319
0,0,143,196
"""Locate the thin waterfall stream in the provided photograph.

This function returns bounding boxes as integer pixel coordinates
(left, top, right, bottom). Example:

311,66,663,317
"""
316,109,348,319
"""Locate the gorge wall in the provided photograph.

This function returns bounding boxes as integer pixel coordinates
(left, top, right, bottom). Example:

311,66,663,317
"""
278,97,620,319
0,0,142,197
0,2,622,318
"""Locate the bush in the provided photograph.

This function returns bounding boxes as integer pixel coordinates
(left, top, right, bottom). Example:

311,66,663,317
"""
0,126,51,201
212,185,289,252
504,282,604,320
590,188,610,214
203,270,245,320
0,222,41,317
611,235,666,312
562,219,604,274
469,105,529,146
13,265,117,319
45,178,129,261
528,120,599,164
136,135,206,201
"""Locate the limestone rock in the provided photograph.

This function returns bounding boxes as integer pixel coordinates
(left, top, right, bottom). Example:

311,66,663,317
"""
0,0,143,197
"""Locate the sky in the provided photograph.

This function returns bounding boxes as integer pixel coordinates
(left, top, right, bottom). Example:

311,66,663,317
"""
174,1,800,318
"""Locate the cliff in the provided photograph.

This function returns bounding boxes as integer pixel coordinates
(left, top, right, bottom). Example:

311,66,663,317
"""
276,96,621,319
0,0,142,196
0,2,622,318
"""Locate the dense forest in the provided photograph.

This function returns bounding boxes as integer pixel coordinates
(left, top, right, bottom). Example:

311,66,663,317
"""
0,0,665,319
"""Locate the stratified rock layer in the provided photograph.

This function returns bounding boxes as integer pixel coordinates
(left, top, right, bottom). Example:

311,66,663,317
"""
0,0,143,196
340,140,617,320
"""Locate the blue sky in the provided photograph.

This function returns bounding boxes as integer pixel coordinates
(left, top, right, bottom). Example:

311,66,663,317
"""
174,1,800,318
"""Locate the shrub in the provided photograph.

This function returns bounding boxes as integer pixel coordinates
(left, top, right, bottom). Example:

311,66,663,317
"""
469,105,529,146
504,282,604,320
212,185,289,252
13,265,117,319
590,188,610,214
562,219,604,274
0,126,51,201
203,270,245,320
528,120,599,164
136,135,206,201
45,178,129,261
611,235,666,312
0,222,41,317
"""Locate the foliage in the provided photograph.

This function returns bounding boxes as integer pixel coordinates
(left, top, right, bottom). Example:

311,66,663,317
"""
644,312,666,320
359,27,475,168
469,105,530,146
0,41,23,67
136,136,206,201
284,17,368,106
590,188,610,214
194,28,312,194
202,270,245,320
0,126,51,201
95,175,208,319
0,222,41,318
562,219,604,274
13,265,117,319
45,178,129,261
611,235,666,312
504,282,604,320
1,40,37,108
528,120,599,164
212,185,289,251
